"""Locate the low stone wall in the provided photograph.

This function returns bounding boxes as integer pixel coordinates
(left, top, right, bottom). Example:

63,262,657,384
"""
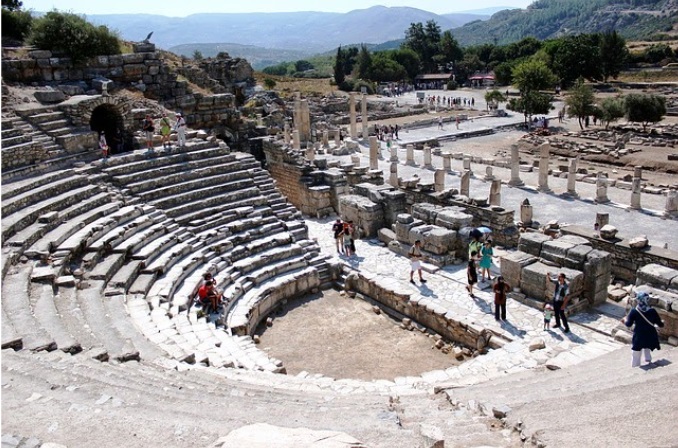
1,141,45,170
633,264,678,341
503,232,612,308
561,225,678,283
344,270,499,351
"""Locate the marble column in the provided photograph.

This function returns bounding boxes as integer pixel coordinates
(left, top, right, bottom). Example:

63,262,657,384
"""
460,170,471,197
537,143,551,192
300,99,311,142
509,144,524,186
434,169,445,192
442,153,452,172
423,145,433,169
566,157,578,197
462,155,472,172
521,199,533,226
351,154,361,167
305,145,315,161
369,136,379,170
595,172,609,203
322,130,329,149
665,188,678,216
283,121,291,146
390,162,399,188
334,129,341,147
406,144,416,166
292,130,301,150
361,94,368,139
630,166,642,209
489,180,502,206
390,146,398,162
484,166,494,181
349,92,357,140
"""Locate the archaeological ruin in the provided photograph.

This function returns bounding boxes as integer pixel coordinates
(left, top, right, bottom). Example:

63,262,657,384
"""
2,38,678,448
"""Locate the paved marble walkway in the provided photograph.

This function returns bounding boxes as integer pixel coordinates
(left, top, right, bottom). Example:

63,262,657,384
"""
306,217,624,388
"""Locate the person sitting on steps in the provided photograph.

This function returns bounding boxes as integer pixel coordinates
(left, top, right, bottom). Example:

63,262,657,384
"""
197,280,222,315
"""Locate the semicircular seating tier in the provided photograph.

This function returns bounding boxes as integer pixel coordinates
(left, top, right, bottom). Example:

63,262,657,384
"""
2,132,332,373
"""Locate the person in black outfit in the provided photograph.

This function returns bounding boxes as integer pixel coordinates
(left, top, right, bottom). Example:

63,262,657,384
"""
622,292,664,367
546,272,570,333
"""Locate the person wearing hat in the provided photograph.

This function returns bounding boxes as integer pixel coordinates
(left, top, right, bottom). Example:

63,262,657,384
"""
622,292,664,367
174,112,186,148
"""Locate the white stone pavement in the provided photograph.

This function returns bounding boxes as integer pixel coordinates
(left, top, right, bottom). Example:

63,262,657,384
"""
306,217,624,388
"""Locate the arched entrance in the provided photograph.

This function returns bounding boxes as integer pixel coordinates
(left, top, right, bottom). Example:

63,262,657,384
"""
89,104,131,154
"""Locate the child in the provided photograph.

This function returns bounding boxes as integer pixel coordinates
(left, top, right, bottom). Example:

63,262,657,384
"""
544,303,554,331
466,251,478,297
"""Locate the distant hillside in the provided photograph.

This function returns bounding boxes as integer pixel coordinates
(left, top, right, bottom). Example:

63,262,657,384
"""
168,43,309,71
87,6,490,54
450,0,678,47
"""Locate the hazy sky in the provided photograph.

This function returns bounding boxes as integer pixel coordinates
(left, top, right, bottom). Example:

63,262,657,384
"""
21,0,533,16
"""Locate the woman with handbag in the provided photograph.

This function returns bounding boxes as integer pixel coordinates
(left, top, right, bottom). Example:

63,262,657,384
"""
621,292,664,367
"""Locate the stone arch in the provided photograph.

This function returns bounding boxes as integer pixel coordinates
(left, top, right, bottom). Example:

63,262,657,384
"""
66,96,135,153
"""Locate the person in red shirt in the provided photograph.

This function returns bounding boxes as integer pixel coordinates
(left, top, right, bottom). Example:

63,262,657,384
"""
197,280,221,314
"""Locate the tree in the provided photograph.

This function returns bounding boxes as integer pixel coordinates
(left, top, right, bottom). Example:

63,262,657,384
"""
29,11,120,63
597,97,625,130
390,48,420,82
333,46,345,85
438,30,463,68
2,2,32,42
624,93,667,132
599,30,628,82
263,78,276,90
355,45,372,80
370,53,406,82
403,20,440,73
2,0,23,11
294,60,314,72
565,78,596,130
512,58,557,124
192,50,203,61
543,34,602,87
484,89,507,110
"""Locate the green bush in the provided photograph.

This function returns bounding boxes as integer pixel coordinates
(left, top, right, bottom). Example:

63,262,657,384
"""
1,7,33,42
446,80,458,90
352,79,375,94
29,11,120,63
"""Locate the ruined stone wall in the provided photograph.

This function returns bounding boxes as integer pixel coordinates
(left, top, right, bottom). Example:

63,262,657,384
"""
560,225,678,283
634,264,678,340
1,44,242,130
344,270,499,350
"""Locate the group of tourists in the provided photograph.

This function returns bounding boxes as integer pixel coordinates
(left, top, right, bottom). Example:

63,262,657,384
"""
332,219,358,257
424,95,475,110
372,124,399,141
141,111,187,152
195,272,223,318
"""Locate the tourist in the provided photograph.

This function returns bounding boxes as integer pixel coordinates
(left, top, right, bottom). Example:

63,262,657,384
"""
546,272,571,333
197,280,222,315
394,124,399,139
493,276,510,321
174,112,186,148
543,303,554,330
159,112,172,150
347,220,357,255
466,251,478,297
468,234,483,261
622,292,664,367
142,114,154,150
332,218,344,254
409,240,426,284
455,115,460,130
594,222,600,237
342,227,353,257
479,240,494,282
98,131,108,159
438,116,443,130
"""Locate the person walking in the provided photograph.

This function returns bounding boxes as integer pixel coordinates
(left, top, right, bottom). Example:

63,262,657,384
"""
493,276,510,321
142,114,154,151
622,292,664,367
409,240,426,284
174,112,186,148
479,240,494,282
466,251,478,297
332,219,344,254
98,131,108,159
159,112,172,150
546,272,571,333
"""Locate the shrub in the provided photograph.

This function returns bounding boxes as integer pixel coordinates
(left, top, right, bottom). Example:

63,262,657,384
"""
446,79,458,90
29,11,120,63
1,7,33,42
352,79,375,94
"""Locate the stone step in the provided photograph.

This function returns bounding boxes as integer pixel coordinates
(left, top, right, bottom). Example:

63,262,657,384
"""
25,111,65,124
131,226,188,264
2,134,33,148
105,293,166,361
149,179,257,211
1,264,57,352
101,141,227,173
36,119,69,132
88,210,165,253
54,286,106,356
177,196,269,232
136,169,256,203
44,126,72,137
76,281,140,362
26,197,122,256
142,241,195,275
233,243,305,276
1,127,22,139
1,307,23,350
1,169,75,201
2,174,90,217
107,260,144,293
87,253,127,283
197,214,280,244
128,273,157,296
31,283,82,354
124,158,249,194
